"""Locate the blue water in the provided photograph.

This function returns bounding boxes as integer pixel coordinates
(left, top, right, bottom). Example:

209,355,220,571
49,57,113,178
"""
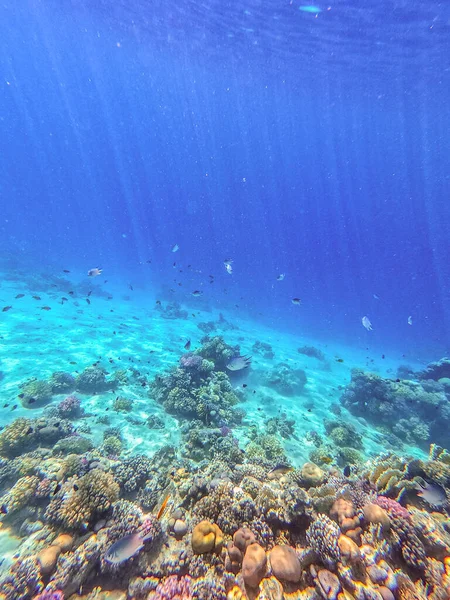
1,0,450,357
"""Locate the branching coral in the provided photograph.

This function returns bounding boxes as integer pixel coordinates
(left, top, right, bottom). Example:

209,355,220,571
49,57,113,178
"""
113,454,153,492
0,556,43,600
45,468,119,529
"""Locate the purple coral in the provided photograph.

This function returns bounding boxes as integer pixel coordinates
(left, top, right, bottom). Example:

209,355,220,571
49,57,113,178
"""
33,590,64,600
147,575,192,599
375,496,426,570
179,353,203,370
57,395,82,418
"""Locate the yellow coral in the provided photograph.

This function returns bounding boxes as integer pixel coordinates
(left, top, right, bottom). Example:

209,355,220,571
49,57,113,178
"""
2,475,40,512
0,418,34,458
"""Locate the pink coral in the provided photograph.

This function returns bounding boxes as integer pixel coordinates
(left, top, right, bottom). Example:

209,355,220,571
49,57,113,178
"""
57,395,81,418
375,496,410,520
147,575,192,599
179,354,203,370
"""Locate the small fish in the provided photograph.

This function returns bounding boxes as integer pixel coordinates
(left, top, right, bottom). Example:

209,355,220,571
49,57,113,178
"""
86,299,91,305
156,493,171,520
26,427,34,435
69,361,77,365
88,268,102,277
184,340,191,351
416,481,448,508
3,404,8,408
156,300,161,306
343,465,351,477
0,504,8,515
11,405,17,411
191,290,203,297
408,315,413,325
362,316,373,331
41,306,51,311
32,296,41,300
268,464,294,479
73,484,79,491
335,358,344,363
63,269,70,273
104,532,144,564
18,393,25,398
276,273,285,281
129,284,133,291
225,263,233,275
226,355,252,371
53,483,61,495
373,294,380,300
87,290,92,297
69,291,74,295
2,306,12,312
15,294,25,299
242,383,247,388
171,244,179,253
61,297,68,302
28,397,37,404
291,298,301,305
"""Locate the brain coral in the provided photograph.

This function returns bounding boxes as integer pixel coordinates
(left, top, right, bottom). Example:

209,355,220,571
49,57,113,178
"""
45,468,119,529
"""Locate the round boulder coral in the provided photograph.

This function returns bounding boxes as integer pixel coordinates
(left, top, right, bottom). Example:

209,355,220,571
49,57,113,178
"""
242,543,267,588
269,545,301,583
191,520,223,554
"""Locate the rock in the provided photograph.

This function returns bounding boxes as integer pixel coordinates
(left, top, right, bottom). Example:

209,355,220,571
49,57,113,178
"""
337,535,360,565
226,541,243,573
269,545,301,583
242,543,267,588
53,533,74,552
378,587,395,600
315,569,341,600
173,519,188,538
233,527,256,552
301,462,325,487
191,520,223,554
37,545,61,575
363,503,390,530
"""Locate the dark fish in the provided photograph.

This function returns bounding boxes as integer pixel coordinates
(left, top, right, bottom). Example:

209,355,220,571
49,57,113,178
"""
184,340,191,351
26,427,34,435
343,465,351,477
61,297,68,302
268,464,294,479
28,397,36,404
156,300,161,305
129,284,133,291
416,481,448,508
191,290,203,297
335,358,344,363
2,306,12,312
32,296,41,300
0,504,8,514
226,355,252,372
53,483,61,495
15,294,25,299
73,484,79,491
88,291,92,297
242,384,247,388
63,270,70,273
3,403,8,408
11,405,17,410
69,291,74,295
18,393,25,399
69,361,77,365
132,316,139,321
292,298,301,305
104,532,144,564
41,306,51,311
86,299,91,305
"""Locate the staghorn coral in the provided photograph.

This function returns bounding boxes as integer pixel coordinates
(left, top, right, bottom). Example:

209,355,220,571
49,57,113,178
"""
0,556,43,600
75,366,111,393
45,468,119,529
0,474,40,513
113,454,153,492
306,514,341,569
375,496,427,570
49,371,76,394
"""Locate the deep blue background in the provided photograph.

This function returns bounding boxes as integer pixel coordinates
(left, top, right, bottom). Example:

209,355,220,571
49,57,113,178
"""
1,0,449,357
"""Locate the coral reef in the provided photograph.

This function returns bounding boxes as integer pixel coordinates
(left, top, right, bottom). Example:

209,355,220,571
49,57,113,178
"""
49,371,76,394
263,363,307,396
75,366,111,393
19,378,53,408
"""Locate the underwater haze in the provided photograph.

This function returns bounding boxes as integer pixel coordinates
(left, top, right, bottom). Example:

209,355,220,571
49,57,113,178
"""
1,1,450,599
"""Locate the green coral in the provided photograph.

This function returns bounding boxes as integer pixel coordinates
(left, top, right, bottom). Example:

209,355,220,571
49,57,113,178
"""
45,468,119,529
49,371,76,393
75,366,110,393
1,475,40,513
0,418,35,458
52,436,94,455
19,378,53,408
324,418,363,449
195,335,236,370
245,434,287,466
113,396,133,412
102,436,123,456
